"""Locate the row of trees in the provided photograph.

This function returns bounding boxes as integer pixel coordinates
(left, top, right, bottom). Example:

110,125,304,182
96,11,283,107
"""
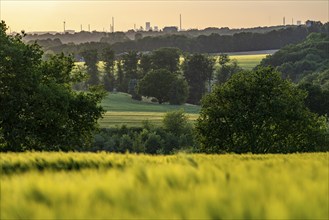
46,23,329,56
81,47,241,105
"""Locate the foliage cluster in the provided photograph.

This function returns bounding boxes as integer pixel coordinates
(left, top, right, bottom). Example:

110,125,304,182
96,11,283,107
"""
260,33,329,82
93,110,196,154
81,47,219,105
0,21,104,151
1,152,328,219
196,67,329,153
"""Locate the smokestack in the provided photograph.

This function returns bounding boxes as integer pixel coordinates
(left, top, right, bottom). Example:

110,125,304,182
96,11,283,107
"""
88,24,90,32
80,24,82,32
180,14,182,31
112,17,114,33
283,17,285,26
63,21,66,33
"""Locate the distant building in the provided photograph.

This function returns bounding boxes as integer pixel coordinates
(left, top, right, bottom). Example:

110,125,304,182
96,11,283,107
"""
163,26,178,33
154,26,159,32
145,22,151,31
297,20,302,25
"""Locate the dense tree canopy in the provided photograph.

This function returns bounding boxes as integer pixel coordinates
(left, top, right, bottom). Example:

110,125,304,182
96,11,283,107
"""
101,47,115,91
259,33,329,82
150,47,181,73
81,49,99,85
216,54,242,84
196,67,328,153
0,21,104,151
137,69,176,104
183,54,215,104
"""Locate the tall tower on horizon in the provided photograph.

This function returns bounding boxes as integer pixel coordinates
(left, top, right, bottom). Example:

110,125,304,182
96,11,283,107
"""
283,17,285,25
179,14,182,31
112,17,114,33
63,21,66,33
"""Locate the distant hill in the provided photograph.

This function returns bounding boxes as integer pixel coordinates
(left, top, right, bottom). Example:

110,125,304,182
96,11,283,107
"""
24,21,328,61
259,33,329,82
23,24,295,44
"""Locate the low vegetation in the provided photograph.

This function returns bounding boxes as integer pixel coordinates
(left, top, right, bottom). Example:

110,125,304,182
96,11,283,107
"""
1,152,328,219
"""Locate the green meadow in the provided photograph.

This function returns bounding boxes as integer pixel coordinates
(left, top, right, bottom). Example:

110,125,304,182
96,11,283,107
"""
230,54,268,70
99,92,200,127
1,152,328,219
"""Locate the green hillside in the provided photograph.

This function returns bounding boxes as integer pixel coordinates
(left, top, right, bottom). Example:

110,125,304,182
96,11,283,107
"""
260,33,329,82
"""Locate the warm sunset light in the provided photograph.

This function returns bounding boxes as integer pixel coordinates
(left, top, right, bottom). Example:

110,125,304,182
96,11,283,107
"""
1,0,328,32
1,1,328,219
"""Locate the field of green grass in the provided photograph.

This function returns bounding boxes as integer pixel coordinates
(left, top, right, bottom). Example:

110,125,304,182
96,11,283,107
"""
1,152,328,219
99,92,200,127
230,54,268,70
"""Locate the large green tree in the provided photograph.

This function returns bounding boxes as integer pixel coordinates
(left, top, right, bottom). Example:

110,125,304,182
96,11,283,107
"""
101,46,115,91
121,51,139,93
216,54,242,84
137,69,175,104
81,49,99,86
183,54,215,104
150,47,181,73
0,21,104,151
196,67,328,153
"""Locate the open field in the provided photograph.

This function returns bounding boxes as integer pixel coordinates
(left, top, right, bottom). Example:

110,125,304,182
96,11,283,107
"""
230,54,268,70
101,93,200,113
99,93,200,127
1,152,328,219
100,111,199,128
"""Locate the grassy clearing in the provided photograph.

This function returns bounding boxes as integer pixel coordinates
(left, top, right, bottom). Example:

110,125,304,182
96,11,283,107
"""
1,152,327,219
230,54,268,70
99,93,200,127
101,92,200,113
100,111,198,128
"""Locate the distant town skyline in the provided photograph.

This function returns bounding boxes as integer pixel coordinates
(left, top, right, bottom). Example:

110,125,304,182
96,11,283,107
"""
1,0,328,33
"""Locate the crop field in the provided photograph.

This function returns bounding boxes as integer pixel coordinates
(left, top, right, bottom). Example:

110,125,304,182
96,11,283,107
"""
99,92,200,127
1,152,328,219
230,54,268,70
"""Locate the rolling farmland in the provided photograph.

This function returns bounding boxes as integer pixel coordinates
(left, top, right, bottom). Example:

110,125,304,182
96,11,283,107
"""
1,152,328,219
99,92,200,127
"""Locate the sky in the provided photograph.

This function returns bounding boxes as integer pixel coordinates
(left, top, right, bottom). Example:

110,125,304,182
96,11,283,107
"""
0,0,328,33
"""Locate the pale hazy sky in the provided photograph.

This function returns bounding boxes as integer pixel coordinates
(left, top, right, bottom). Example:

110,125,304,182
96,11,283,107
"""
1,0,328,32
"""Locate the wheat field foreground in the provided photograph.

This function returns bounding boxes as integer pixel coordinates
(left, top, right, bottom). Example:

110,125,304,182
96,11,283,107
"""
0,152,328,219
